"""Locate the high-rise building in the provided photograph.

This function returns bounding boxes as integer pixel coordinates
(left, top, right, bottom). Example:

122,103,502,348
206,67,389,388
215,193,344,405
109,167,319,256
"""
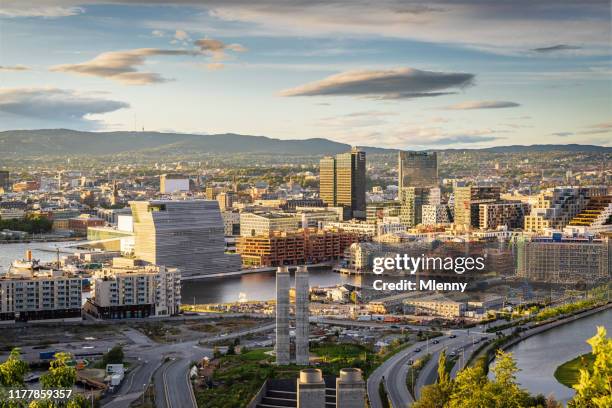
130,200,240,277
319,148,366,219
295,266,310,365
275,266,290,365
454,186,500,230
0,170,10,192
398,151,438,190
399,187,440,227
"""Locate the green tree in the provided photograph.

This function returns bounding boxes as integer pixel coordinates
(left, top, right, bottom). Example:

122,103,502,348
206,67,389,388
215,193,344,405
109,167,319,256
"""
40,352,76,389
0,348,29,387
569,326,612,408
447,365,494,408
438,350,450,386
489,350,531,408
102,345,124,366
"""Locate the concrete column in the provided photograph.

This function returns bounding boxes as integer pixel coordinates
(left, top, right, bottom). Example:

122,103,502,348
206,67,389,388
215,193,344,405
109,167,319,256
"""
295,265,310,365
297,368,326,408
336,368,366,408
275,266,290,365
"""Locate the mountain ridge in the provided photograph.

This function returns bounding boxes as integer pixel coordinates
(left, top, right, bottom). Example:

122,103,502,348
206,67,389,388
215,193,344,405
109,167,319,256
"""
0,129,609,156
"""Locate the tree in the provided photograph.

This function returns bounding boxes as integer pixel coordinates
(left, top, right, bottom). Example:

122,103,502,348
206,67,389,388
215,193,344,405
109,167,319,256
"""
489,350,531,408
0,348,29,387
438,350,450,386
569,326,612,408
102,345,124,366
40,352,76,389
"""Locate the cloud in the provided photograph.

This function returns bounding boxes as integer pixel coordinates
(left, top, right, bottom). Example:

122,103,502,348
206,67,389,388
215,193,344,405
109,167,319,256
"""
317,111,397,128
1,1,609,55
194,38,247,61
578,122,612,135
151,30,165,37
551,132,574,137
206,63,225,70
0,87,128,129
0,65,30,71
50,48,200,85
531,44,582,53
279,67,474,99
442,100,520,110
174,30,189,41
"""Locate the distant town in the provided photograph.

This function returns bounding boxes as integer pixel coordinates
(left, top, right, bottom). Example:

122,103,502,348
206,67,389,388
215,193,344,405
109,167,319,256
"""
0,139,610,407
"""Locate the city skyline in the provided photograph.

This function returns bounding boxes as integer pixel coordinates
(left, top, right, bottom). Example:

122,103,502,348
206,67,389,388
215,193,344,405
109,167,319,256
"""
1,1,611,149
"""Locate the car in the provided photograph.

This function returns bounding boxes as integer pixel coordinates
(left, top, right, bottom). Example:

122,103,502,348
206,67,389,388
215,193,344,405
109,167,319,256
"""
449,351,456,356
449,334,457,339
408,360,414,366
432,340,440,344
414,348,422,352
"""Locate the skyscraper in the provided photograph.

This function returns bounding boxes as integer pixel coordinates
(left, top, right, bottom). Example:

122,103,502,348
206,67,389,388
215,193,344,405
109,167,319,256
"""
319,148,366,219
398,151,438,190
130,199,241,277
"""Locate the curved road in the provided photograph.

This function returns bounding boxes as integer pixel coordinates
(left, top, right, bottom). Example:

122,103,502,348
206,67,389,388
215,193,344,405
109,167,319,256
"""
367,329,494,408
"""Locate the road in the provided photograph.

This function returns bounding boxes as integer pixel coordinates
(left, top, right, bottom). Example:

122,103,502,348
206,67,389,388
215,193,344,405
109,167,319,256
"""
367,329,494,408
102,323,275,408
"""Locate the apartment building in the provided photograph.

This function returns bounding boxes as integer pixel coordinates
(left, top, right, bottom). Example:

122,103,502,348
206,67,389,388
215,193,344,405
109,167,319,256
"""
85,261,181,319
479,201,530,230
524,186,608,233
0,270,83,323
516,235,610,283
237,228,358,267
454,186,501,230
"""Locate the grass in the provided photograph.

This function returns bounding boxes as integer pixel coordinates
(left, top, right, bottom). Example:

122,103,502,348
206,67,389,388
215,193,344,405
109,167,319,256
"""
554,353,595,388
193,343,380,408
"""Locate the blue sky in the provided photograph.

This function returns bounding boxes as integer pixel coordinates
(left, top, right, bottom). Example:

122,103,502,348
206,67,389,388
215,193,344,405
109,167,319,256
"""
1,1,610,148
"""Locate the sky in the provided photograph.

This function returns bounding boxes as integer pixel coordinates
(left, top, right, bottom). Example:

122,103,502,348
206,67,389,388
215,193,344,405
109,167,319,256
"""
0,0,611,149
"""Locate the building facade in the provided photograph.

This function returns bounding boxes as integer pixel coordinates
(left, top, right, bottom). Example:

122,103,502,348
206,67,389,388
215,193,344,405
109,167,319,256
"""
130,199,240,277
0,270,83,323
86,262,181,319
479,201,530,230
319,148,366,220
398,151,438,190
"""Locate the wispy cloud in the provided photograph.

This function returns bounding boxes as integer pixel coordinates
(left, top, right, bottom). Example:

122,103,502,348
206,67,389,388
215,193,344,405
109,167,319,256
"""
442,100,520,110
0,87,128,129
531,44,582,53
0,65,30,71
194,38,247,61
50,48,200,85
2,1,610,56
551,131,574,137
280,68,474,99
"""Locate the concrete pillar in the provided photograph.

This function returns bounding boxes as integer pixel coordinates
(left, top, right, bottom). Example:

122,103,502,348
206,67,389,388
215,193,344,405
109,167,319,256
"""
297,368,326,408
336,368,366,408
275,266,290,365
295,265,310,365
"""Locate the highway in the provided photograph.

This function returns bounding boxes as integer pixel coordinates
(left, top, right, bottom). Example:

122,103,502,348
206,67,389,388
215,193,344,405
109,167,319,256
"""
367,329,494,408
